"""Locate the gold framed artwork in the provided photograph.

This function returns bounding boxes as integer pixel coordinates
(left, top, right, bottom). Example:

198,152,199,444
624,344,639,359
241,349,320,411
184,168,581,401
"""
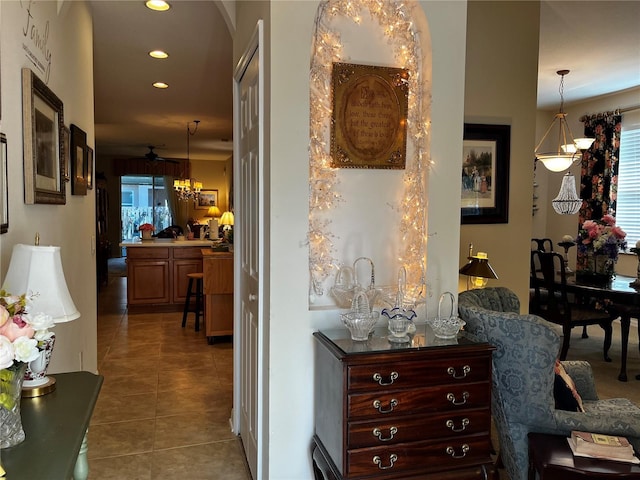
22,68,66,204
330,62,409,169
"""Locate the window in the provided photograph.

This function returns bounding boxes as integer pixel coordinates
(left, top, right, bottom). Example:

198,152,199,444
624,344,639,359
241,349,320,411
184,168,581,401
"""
616,109,640,250
120,175,172,242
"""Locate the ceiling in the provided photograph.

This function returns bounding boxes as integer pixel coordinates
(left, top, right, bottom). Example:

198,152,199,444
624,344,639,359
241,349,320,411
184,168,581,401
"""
90,1,640,164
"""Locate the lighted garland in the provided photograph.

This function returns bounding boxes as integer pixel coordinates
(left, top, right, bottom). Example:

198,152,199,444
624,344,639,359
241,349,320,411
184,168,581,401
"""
309,0,430,299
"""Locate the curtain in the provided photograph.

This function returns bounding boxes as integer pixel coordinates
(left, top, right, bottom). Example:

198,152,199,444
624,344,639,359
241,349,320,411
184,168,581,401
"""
576,112,622,271
163,176,186,228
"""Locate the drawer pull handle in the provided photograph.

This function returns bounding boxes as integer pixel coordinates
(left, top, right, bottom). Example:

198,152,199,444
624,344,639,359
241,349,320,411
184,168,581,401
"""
373,371,399,385
446,444,470,459
446,418,469,432
373,398,398,413
446,391,469,406
372,426,398,441
447,365,471,379
373,454,398,470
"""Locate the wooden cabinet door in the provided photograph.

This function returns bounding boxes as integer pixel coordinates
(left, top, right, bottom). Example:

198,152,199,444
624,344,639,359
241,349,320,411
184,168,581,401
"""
173,259,203,303
128,260,170,305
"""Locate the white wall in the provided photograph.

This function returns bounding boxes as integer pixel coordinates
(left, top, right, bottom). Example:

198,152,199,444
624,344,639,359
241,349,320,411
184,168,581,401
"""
539,86,640,276
460,1,540,309
0,0,97,374
235,1,468,478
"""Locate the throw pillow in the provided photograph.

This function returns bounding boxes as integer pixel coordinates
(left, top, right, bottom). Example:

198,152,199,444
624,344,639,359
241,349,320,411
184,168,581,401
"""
554,360,585,412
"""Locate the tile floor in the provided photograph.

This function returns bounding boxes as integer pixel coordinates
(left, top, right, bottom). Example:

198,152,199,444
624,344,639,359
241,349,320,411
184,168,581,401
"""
88,272,252,480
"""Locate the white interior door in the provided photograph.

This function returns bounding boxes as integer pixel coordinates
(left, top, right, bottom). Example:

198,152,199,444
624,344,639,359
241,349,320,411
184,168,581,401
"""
233,21,264,480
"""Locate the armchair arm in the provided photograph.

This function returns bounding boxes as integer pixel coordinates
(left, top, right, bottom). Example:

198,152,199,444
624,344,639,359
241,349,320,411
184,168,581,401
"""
560,360,598,401
552,405,640,447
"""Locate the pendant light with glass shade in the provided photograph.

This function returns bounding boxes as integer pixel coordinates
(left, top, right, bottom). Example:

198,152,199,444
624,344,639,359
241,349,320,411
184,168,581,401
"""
552,172,582,215
534,70,594,172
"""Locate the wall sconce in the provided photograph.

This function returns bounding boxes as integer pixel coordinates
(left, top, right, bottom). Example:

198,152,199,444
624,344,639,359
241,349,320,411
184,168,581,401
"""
535,70,594,172
459,244,498,290
1,243,80,396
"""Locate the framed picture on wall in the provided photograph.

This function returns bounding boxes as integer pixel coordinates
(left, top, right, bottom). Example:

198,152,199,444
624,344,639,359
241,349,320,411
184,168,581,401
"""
70,124,88,195
22,68,66,204
461,123,510,224
87,146,94,190
196,189,218,210
1,133,8,234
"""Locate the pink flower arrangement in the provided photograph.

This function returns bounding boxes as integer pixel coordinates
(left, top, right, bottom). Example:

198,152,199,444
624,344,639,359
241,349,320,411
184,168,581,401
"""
576,214,627,260
0,291,54,370
138,223,155,232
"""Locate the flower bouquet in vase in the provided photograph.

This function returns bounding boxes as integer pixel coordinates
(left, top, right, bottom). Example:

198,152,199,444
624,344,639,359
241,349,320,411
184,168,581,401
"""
575,214,627,286
138,223,155,240
0,291,54,448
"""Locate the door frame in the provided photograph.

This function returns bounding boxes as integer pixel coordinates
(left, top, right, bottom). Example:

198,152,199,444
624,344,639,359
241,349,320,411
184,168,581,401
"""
232,19,266,479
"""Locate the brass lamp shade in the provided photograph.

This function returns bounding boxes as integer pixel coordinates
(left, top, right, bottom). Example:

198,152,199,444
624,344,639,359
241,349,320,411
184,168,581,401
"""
459,257,498,280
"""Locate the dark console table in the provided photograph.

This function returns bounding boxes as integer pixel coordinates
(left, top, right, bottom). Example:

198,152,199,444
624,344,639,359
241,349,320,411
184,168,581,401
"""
1,371,103,479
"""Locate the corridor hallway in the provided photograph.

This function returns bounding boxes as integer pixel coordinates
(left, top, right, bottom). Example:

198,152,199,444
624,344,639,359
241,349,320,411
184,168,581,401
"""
88,270,251,479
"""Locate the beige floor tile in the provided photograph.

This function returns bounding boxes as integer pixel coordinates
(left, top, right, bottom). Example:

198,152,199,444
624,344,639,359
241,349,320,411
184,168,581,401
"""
88,419,156,458
157,366,220,392
153,411,235,450
88,453,152,480
92,391,158,424
98,372,159,396
150,440,251,480
155,384,232,416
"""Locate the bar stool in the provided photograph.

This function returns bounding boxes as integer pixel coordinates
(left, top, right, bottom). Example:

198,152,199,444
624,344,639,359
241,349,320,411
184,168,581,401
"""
182,272,204,332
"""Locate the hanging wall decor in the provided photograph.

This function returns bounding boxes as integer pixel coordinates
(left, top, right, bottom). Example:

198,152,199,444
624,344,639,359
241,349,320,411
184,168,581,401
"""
1,133,8,233
331,62,409,169
70,124,88,196
22,68,65,204
461,123,510,224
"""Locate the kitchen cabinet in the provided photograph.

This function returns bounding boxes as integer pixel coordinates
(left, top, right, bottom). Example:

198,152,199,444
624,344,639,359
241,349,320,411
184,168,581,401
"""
121,241,206,311
202,250,234,343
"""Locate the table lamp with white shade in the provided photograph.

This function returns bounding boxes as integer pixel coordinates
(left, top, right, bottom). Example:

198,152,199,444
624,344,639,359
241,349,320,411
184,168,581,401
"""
1,244,80,397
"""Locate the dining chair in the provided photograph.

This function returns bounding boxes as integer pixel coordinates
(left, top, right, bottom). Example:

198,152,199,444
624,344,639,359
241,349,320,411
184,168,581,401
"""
531,238,554,252
529,250,615,361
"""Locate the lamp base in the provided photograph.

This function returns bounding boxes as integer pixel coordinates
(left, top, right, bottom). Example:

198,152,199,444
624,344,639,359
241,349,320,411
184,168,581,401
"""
22,376,56,398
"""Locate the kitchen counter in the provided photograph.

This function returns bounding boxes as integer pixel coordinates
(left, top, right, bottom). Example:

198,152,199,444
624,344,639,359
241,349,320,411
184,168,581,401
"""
120,240,211,311
120,238,216,247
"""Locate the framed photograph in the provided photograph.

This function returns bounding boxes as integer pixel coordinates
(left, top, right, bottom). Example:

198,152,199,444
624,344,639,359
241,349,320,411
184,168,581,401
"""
22,68,65,204
331,62,409,169
70,124,88,195
461,123,510,224
62,125,71,183
196,189,218,210
87,146,94,190
1,133,8,234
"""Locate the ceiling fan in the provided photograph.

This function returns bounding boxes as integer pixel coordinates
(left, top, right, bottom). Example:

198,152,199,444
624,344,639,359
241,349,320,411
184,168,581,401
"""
142,145,178,164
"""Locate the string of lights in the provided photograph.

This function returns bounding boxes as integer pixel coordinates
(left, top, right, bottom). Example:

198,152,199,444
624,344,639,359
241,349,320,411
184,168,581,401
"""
308,0,430,299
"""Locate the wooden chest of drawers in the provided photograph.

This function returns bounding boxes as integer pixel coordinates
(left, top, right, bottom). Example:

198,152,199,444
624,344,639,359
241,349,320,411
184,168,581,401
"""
313,327,495,479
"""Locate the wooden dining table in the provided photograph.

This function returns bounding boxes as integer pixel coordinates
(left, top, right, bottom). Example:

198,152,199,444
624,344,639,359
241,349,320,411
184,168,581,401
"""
562,274,640,382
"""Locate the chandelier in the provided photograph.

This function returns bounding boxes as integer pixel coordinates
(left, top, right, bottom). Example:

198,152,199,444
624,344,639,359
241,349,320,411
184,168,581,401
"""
535,70,594,172
552,173,582,215
174,178,202,201
174,120,202,202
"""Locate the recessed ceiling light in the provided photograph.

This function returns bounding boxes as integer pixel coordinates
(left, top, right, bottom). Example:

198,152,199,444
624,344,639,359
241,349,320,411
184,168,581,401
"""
145,1,170,12
153,82,169,89
149,50,169,59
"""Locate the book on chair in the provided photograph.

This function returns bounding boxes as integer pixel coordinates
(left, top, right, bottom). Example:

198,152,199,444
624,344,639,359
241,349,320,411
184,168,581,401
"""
568,431,639,463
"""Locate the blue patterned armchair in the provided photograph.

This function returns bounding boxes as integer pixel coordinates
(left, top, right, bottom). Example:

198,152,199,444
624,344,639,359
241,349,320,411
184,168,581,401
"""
458,287,640,480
